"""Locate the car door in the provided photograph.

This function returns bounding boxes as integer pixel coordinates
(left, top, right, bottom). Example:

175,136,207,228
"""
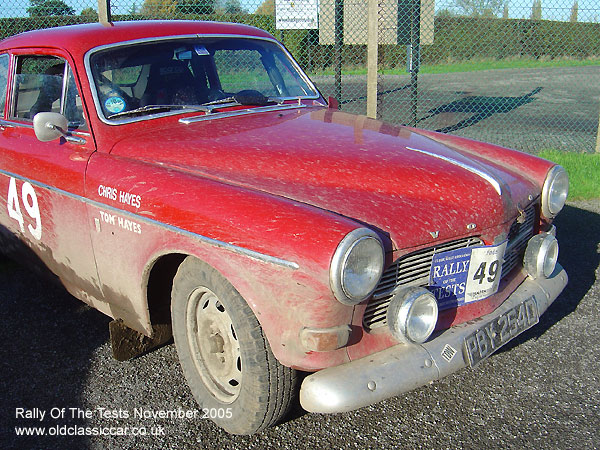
0,50,103,301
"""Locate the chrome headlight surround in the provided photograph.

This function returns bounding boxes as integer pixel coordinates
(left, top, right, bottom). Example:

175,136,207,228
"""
330,228,385,306
387,287,439,344
541,165,569,219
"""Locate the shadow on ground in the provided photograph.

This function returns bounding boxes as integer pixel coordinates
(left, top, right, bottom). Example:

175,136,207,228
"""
504,202,599,349
418,87,543,133
541,203,600,325
0,258,110,449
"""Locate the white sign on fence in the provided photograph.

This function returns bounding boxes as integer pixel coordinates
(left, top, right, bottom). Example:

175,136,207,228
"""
276,0,319,29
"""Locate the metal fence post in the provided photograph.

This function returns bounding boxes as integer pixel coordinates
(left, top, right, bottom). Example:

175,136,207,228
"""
409,0,420,127
596,112,600,153
334,0,343,104
367,0,379,119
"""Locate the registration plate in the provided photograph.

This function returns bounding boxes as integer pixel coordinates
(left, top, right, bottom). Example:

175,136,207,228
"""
464,296,539,367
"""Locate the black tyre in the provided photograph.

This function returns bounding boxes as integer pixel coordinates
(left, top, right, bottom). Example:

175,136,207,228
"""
171,256,296,435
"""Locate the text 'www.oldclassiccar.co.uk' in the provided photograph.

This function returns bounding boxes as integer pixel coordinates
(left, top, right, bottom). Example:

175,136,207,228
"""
14,406,232,437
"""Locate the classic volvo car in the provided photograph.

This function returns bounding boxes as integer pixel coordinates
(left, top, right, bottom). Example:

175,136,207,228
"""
0,21,568,434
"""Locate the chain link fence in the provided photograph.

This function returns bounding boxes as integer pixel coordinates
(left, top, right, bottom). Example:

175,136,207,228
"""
1,0,599,153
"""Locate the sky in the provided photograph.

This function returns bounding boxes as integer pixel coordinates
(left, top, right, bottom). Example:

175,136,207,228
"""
0,0,598,22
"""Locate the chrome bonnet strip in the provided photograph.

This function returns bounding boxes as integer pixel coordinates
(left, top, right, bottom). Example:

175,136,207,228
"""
406,146,503,196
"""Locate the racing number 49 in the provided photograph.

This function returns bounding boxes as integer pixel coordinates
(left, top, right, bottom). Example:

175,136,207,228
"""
472,260,500,285
7,177,42,240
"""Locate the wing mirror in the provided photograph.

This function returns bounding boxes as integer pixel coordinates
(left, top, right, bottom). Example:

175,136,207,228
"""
33,112,85,144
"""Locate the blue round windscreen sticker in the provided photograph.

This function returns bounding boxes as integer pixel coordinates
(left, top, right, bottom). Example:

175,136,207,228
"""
105,96,126,114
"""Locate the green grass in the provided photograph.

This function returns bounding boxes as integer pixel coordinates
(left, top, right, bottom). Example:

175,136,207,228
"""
309,57,600,77
538,150,600,200
417,57,600,75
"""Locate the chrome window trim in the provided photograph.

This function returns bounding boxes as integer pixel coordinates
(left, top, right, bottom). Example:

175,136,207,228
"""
0,167,299,270
59,63,69,116
0,53,9,114
10,55,68,121
8,55,87,132
0,119,90,136
84,33,321,126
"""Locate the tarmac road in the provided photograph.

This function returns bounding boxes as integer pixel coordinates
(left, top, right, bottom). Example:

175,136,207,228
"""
1,199,598,450
312,65,600,153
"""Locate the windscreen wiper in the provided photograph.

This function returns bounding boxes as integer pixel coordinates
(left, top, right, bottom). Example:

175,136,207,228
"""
107,104,212,119
201,91,275,108
201,97,239,107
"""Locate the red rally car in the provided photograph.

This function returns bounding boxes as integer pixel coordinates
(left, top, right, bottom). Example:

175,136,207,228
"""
0,21,569,434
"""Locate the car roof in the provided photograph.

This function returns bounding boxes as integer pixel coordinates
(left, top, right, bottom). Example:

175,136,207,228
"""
0,21,275,59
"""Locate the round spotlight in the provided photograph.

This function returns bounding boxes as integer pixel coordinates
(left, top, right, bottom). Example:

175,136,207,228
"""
387,287,438,344
523,233,559,279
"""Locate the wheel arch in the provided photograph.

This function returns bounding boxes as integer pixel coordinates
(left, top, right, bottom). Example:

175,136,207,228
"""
141,245,351,371
144,252,187,337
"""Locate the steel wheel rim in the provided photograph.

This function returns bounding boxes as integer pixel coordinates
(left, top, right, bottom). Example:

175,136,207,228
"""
186,286,242,403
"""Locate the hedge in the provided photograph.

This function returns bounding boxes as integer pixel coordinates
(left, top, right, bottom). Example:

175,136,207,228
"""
1,15,599,70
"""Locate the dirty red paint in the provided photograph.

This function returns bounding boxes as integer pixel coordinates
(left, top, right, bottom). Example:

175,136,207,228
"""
0,21,560,372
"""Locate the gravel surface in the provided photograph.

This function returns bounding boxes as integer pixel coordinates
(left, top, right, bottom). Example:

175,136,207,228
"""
1,200,598,450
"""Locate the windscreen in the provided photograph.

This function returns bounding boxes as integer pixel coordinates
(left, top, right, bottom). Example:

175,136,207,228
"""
88,37,318,120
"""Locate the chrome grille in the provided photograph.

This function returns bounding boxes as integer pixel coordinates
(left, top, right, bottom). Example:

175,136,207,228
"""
364,236,483,331
501,205,536,278
363,204,537,331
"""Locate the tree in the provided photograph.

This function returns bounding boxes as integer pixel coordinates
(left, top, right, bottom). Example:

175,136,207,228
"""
436,8,457,17
27,0,75,16
502,2,508,19
569,1,578,23
129,1,139,14
223,0,245,14
255,0,274,16
177,0,216,15
530,0,542,20
80,7,98,19
454,0,503,18
141,0,177,15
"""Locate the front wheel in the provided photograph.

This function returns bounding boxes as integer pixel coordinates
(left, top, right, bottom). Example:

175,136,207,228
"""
171,256,296,435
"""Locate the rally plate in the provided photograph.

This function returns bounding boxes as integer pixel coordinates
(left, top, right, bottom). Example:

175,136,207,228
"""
429,241,508,311
463,296,539,367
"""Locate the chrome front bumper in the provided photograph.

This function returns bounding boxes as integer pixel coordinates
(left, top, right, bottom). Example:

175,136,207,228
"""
300,265,568,413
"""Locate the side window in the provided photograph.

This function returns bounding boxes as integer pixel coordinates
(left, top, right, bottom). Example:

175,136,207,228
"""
0,54,8,115
64,66,87,130
11,55,87,130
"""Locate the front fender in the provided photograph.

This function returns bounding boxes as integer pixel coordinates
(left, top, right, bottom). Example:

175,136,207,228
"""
84,152,361,369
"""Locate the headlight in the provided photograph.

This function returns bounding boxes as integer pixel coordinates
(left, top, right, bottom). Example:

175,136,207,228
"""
330,228,384,305
524,233,559,279
387,287,438,344
541,165,569,218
